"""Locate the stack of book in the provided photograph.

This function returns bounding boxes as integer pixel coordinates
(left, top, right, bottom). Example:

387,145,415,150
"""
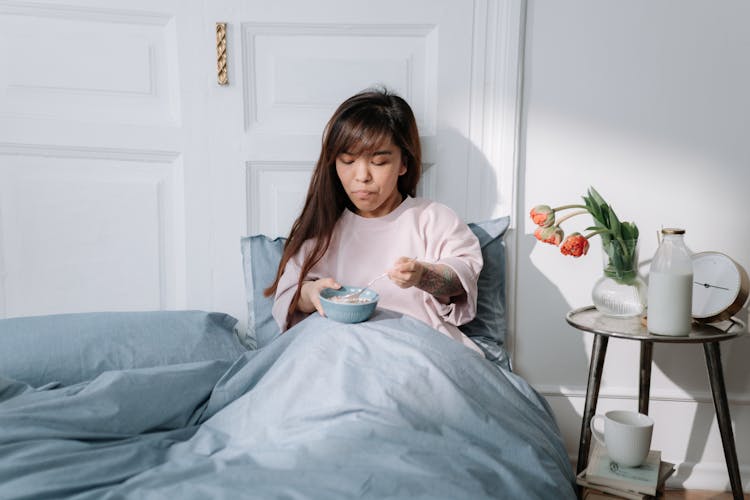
577,441,676,499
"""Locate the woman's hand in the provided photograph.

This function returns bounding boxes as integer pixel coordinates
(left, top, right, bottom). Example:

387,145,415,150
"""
389,257,465,302
298,278,340,316
388,256,424,289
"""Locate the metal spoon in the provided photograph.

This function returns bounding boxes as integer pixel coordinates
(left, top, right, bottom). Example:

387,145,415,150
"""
340,257,418,300
339,272,389,300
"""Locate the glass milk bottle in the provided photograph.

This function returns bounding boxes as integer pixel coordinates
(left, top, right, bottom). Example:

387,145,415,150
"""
647,228,693,336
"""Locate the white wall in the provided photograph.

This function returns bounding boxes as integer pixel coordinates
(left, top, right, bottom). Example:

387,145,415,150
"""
3,0,748,492
516,0,750,491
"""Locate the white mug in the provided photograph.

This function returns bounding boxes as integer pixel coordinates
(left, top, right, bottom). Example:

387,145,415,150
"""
590,410,654,467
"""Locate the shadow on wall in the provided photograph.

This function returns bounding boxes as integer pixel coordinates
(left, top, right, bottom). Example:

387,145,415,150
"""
645,314,749,488
517,223,750,486
640,261,749,487
521,0,750,484
514,233,591,460
426,127,498,222
451,95,747,484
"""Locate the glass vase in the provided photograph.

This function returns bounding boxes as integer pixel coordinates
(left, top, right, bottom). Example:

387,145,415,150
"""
592,239,647,318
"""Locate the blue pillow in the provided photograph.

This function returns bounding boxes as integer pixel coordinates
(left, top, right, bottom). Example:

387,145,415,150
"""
241,216,510,355
0,310,246,387
240,235,286,349
459,216,510,365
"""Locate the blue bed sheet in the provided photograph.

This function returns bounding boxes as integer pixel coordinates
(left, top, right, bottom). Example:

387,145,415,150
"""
0,310,575,499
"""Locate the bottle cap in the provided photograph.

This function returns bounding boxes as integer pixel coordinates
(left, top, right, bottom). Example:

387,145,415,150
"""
661,228,685,235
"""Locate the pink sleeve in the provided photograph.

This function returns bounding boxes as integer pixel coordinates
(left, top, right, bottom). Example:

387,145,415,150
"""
271,249,310,332
423,206,483,326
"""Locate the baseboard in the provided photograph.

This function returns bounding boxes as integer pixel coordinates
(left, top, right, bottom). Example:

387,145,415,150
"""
535,384,750,406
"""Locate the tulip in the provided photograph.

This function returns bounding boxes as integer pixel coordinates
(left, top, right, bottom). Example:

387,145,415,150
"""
530,187,640,287
560,232,589,257
534,226,564,245
530,205,555,227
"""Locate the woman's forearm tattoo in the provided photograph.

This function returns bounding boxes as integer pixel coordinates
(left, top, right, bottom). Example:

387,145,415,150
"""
417,263,464,299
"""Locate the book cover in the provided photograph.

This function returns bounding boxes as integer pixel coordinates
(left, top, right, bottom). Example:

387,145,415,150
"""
582,488,639,500
577,461,675,500
576,470,647,500
584,441,662,495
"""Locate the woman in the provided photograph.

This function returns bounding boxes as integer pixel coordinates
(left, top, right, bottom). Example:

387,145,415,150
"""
265,88,484,355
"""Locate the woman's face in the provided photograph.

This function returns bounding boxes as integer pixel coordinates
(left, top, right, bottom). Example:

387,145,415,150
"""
335,136,407,218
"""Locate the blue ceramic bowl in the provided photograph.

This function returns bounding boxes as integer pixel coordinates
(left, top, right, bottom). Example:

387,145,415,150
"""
319,286,379,324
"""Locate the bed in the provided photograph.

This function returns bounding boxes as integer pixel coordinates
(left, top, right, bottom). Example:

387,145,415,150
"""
0,216,576,499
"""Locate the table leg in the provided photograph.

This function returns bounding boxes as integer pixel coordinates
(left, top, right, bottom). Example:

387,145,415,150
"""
703,341,743,500
638,341,653,415
577,334,609,475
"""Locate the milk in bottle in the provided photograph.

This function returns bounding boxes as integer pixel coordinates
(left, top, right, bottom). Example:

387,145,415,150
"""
647,228,693,336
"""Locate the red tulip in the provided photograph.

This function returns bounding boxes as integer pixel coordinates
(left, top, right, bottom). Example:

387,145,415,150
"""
560,233,589,257
530,205,555,227
534,226,564,246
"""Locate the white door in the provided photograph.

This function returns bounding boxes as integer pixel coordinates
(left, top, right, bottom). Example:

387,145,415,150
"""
0,0,206,317
205,0,501,321
0,0,521,323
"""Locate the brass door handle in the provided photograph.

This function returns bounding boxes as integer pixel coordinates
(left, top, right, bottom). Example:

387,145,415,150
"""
216,22,228,85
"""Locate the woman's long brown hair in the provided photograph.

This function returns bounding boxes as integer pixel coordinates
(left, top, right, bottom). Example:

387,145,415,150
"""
263,88,422,328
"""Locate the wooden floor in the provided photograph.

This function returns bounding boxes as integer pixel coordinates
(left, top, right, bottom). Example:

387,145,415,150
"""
662,489,747,499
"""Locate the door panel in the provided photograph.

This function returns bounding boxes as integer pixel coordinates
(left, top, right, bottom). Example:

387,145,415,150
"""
0,0,190,318
207,0,478,320
0,3,179,126
243,23,436,137
0,155,179,316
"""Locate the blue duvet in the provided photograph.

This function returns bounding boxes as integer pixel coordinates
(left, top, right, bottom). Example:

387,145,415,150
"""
0,310,575,499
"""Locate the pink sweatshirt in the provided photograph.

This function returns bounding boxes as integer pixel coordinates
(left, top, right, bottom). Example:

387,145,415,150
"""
272,196,484,355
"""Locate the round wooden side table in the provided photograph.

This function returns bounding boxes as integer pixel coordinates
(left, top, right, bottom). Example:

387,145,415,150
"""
566,305,746,500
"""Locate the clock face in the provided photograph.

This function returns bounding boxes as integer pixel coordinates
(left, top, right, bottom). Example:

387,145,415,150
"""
691,252,743,321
